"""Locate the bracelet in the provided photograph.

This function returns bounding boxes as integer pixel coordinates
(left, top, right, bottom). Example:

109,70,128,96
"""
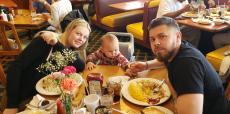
145,61,149,70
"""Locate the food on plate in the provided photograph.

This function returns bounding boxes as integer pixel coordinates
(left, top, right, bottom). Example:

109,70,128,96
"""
198,19,212,25
182,12,198,17
42,76,61,93
213,19,224,25
141,106,165,114
41,73,82,93
128,80,165,104
210,13,219,17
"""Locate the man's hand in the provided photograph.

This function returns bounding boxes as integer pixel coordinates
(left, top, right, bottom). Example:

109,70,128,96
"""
42,13,50,21
3,108,18,114
181,4,191,13
86,62,96,70
41,31,58,45
125,62,147,77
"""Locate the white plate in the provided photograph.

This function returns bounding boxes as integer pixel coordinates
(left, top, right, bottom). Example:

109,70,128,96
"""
17,109,50,114
121,78,171,106
142,106,174,114
108,76,130,86
181,12,198,18
36,73,83,95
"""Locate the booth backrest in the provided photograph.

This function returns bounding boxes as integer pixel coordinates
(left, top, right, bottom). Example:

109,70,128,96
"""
95,0,138,20
143,0,159,46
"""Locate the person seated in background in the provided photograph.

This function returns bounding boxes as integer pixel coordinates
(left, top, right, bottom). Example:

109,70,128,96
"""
157,0,201,48
127,17,230,114
30,0,52,13
212,21,230,49
86,34,129,71
41,0,72,32
3,18,91,114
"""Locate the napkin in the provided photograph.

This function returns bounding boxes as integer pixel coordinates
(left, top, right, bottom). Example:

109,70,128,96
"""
27,94,55,111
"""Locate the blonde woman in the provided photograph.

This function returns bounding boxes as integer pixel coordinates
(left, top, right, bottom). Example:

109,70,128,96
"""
3,18,91,114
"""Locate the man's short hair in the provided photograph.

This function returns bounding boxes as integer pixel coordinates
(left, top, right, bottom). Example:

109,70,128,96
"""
148,17,180,31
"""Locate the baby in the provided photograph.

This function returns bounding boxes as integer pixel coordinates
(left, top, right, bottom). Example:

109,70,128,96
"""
86,33,129,70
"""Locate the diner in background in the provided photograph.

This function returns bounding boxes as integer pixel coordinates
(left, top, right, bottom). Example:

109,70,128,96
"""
31,0,52,13
156,0,201,48
3,18,91,114
41,0,72,32
127,17,230,114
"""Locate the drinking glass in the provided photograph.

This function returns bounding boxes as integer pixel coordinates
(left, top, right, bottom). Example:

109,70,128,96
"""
100,87,114,108
84,94,100,114
30,9,36,20
107,81,122,103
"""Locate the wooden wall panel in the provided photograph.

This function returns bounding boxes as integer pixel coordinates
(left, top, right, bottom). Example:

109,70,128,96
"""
13,0,29,9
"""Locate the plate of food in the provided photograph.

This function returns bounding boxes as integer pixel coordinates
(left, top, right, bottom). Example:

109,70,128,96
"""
121,78,171,106
141,106,174,114
181,12,198,18
36,73,83,95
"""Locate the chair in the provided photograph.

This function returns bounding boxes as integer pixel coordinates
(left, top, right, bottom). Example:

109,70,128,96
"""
107,32,135,61
126,0,160,49
206,45,230,71
0,64,6,86
91,0,144,31
0,20,23,66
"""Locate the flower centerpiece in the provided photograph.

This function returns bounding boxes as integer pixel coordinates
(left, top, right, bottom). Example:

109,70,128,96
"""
36,49,82,114
56,66,79,114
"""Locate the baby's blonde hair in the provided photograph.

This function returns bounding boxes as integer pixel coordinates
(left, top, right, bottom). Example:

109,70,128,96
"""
101,33,119,46
60,18,91,50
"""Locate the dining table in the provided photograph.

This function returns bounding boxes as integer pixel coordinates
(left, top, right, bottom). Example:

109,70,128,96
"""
109,0,148,11
82,65,176,114
26,65,175,114
177,18,229,32
0,0,18,8
10,9,49,30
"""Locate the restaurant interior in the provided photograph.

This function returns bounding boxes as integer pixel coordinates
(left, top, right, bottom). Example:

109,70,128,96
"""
0,0,230,114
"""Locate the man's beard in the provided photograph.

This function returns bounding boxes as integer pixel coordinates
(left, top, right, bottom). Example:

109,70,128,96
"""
155,49,175,63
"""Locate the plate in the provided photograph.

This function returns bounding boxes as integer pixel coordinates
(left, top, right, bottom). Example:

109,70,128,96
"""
192,18,213,25
17,109,50,114
181,12,198,18
141,106,174,114
121,78,171,106
108,76,130,86
36,73,83,95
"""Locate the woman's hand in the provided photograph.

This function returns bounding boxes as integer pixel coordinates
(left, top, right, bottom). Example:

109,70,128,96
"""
3,108,18,114
86,62,96,70
40,31,58,45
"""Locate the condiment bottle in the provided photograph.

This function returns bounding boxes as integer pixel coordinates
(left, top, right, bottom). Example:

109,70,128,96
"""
87,73,103,95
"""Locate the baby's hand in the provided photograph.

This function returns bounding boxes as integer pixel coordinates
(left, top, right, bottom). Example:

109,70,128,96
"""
41,31,58,45
86,62,96,70
125,68,137,78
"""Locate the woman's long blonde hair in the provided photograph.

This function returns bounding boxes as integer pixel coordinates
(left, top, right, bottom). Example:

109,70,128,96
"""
60,18,91,50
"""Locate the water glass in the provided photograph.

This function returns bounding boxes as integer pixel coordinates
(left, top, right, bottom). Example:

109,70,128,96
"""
100,87,114,107
84,94,100,114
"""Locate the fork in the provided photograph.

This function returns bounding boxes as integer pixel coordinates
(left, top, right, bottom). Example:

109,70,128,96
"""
153,79,165,93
